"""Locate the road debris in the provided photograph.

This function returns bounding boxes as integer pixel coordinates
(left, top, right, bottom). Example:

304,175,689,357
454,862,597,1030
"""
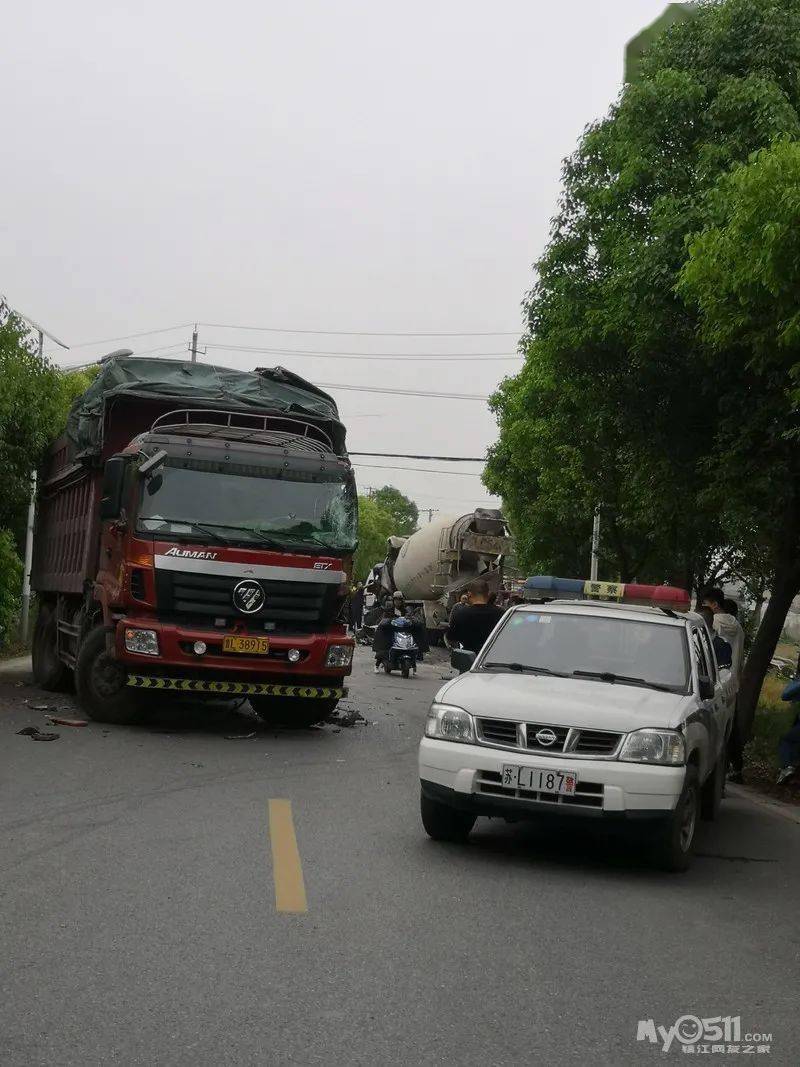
45,716,88,728
26,702,56,712
224,732,257,740
16,726,59,741
326,707,368,728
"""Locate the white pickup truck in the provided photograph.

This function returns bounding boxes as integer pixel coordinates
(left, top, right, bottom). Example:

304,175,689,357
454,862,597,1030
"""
419,584,735,871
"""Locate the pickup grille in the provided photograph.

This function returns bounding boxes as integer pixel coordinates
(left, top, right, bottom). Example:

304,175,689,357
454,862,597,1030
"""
478,719,519,746
475,719,622,758
572,729,621,756
155,569,337,632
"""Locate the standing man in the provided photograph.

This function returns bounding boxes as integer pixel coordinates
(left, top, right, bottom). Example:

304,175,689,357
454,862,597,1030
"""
446,578,504,655
349,582,365,633
701,587,746,782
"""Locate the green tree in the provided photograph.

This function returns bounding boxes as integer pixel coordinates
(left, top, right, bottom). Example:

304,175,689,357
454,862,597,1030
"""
370,486,418,535
0,302,99,646
352,496,395,581
679,139,800,730
485,0,800,726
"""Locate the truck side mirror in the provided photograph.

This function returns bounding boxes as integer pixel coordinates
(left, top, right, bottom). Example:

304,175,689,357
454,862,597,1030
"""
698,675,715,701
99,456,127,520
451,648,476,674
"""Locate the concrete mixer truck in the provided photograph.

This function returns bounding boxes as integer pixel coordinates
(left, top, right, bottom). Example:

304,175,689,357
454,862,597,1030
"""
367,510,512,637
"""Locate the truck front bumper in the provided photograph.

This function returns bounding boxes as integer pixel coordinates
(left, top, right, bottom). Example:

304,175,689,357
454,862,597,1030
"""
419,738,686,820
113,617,352,694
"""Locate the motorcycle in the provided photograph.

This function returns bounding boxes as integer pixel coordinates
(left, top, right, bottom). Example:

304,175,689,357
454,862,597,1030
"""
382,616,420,678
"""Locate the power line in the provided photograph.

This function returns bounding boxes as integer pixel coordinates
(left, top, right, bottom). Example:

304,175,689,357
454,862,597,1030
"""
352,462,483,477
202,341,519,361
69,323,194,348
317,382,488,401
350,452,485,461
200,321,520,338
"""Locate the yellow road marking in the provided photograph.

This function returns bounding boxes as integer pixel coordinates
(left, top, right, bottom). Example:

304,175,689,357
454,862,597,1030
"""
268,800,308,914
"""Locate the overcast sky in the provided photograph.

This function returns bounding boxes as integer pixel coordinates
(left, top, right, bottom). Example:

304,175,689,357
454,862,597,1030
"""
1,0,669,519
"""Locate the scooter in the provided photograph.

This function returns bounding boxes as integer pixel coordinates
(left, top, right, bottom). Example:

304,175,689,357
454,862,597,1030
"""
383,616,419,678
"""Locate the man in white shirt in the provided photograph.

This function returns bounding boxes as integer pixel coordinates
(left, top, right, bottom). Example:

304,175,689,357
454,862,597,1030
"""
702,588,746,781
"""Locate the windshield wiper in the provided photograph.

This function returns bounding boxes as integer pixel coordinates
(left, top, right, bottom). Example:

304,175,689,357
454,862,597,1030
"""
482,662,566,676
572,670,674,692
147,519,230,545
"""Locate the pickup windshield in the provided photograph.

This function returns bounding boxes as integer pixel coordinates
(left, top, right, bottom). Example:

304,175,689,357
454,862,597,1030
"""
136,459,357,553
482,610,689,693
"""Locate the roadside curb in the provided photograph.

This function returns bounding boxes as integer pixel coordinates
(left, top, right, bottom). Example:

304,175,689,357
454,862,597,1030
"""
727,783,800,827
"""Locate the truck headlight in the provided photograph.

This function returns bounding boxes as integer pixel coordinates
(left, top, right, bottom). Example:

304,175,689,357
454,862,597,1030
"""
619,729,685,765
425,703,475,743
325,644,353,668
124,628,159,656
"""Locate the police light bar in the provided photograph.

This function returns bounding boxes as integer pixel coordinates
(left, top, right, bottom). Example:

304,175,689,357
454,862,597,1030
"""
523,576,690,612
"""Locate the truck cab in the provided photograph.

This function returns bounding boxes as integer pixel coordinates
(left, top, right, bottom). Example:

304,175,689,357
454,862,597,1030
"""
419,578,735,871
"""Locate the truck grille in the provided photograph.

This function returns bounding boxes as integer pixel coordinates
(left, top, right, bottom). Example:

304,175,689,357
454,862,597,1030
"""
476,718,622,758
155,569,337,632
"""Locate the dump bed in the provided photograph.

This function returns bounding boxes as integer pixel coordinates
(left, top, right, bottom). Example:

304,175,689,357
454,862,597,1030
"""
32,355,348,595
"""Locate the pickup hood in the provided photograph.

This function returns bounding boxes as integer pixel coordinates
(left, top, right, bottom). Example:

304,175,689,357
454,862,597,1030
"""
435,671,691,733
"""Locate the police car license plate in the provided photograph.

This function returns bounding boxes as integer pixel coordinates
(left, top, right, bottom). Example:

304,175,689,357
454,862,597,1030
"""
502,765,578,795
222,636,270,654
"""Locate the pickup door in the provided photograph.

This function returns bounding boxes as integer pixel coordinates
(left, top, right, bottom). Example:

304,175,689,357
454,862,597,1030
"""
690,624,734,777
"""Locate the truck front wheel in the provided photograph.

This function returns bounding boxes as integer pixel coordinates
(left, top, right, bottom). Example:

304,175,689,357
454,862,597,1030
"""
32,603,71,691
75,626,142,725
250,695,337,728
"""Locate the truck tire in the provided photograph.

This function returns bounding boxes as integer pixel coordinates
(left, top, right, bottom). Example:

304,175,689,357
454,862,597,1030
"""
32,603,71,691
250,695,338,728
420,791,476,843
700,752,726,821
74,626,142,725
651,766,700,873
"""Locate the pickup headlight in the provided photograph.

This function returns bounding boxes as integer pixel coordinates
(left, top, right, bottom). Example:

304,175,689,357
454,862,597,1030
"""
124,628,159,656
619,729,685,766
425,703,475,743
325,644,353,668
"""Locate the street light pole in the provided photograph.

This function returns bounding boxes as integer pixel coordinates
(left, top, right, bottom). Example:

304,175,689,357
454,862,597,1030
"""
590,505,601,582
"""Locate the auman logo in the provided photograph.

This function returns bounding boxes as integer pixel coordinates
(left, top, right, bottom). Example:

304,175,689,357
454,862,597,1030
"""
164,548,219,560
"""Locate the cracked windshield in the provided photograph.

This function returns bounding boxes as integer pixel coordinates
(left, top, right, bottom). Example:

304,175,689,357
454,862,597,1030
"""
137,461,357,551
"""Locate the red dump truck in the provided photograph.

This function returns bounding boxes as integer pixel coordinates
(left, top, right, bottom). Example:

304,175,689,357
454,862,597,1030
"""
31,353,358,726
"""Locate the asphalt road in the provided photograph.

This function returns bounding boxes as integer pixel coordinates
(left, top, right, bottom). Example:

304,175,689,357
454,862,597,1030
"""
1,648,798,1066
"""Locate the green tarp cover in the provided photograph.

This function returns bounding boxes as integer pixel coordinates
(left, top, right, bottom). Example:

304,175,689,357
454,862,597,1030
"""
67,355,343,456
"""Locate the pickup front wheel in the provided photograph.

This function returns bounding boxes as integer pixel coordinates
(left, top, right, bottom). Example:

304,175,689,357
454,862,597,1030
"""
420,791,476,843
652,766,700,873
75,626,142,725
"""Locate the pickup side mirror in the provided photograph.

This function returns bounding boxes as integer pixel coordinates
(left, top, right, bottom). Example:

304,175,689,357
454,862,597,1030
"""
99,456,127,520
698,675,715,701
451,648,476,674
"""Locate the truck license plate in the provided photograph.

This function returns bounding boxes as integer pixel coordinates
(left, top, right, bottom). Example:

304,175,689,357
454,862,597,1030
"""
222,636,270,655
502,765,578,795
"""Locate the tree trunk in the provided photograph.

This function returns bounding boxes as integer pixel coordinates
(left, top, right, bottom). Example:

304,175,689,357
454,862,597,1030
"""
738,561,800,740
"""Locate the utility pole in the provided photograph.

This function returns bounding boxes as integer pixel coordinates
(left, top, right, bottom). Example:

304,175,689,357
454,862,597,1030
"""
190,324,198,362
590,504,601,582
